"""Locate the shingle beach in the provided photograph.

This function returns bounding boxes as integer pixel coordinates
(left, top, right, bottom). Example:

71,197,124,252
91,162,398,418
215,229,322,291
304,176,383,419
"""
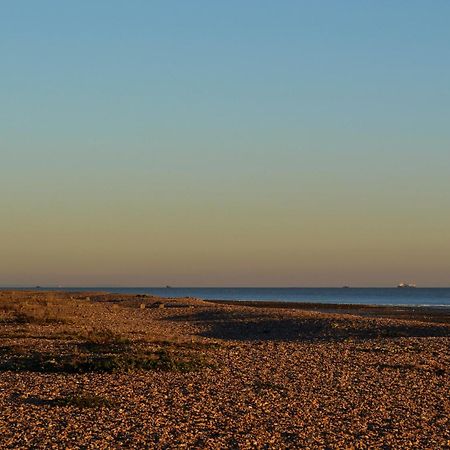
0,291,448,449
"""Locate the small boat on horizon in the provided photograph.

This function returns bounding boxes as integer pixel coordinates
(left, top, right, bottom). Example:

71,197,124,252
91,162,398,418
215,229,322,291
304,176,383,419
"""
397,283,416,288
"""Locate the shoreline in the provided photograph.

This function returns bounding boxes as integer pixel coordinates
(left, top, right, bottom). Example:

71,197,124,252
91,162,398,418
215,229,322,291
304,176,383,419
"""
2,289,449,323
206,299,450,324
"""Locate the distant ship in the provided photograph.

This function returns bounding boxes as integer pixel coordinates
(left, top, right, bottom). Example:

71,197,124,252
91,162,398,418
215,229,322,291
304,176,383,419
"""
397,283,416,288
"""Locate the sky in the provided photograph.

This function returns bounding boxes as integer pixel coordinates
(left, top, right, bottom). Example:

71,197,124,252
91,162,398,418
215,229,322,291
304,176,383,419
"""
1,1,450,287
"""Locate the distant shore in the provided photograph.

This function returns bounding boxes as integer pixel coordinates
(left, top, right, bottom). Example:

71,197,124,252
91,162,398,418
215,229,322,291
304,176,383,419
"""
207,299,450,324
3,287,450,311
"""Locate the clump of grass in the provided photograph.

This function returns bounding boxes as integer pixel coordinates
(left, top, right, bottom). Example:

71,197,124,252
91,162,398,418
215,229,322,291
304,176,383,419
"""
0,298,69,325
252,380,287,394
151,348,209,372
0,301,18,313
54,393,114,408
22,393,114,408
79,329,131,352
145,339,221,350
11,310,68,325
0,344,27,355
1,347,209,374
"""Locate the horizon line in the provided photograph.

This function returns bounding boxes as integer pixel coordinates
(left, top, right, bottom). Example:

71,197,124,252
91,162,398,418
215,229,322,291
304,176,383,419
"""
1,285,450,289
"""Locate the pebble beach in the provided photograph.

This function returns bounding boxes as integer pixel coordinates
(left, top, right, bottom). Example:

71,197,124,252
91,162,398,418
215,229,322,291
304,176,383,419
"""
0,290,448,449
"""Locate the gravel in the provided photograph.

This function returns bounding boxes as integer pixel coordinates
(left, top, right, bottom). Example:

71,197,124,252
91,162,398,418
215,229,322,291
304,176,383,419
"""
0,291,448,449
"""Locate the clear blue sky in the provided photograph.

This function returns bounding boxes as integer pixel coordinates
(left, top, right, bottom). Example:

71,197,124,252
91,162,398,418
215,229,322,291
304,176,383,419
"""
1,1,450,286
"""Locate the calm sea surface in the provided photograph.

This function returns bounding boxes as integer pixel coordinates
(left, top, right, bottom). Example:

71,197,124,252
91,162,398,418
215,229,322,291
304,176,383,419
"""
17,287,450,307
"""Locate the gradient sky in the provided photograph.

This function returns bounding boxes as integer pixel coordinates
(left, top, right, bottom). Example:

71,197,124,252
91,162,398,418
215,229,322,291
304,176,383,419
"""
1,1,450,287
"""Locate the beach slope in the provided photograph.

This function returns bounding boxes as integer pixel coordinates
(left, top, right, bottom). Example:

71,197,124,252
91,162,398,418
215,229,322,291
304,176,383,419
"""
0,291,448,449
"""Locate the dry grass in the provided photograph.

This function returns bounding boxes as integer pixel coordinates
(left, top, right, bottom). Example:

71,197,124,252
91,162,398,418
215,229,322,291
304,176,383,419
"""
77,328,131,352
0,292,71,325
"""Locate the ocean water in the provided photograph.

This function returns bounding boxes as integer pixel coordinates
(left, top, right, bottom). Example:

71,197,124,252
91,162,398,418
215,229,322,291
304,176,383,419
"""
19,287,450,307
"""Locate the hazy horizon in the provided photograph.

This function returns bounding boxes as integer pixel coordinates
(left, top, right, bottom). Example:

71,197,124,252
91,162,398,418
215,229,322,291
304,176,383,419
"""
2,2,450,287
2,284,450,289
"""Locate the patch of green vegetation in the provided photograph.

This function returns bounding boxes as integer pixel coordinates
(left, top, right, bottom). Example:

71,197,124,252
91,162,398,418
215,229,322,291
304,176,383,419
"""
1,348,209,374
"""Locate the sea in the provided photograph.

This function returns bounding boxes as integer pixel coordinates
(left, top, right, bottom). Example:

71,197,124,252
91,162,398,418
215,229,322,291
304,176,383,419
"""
13,287,450,307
